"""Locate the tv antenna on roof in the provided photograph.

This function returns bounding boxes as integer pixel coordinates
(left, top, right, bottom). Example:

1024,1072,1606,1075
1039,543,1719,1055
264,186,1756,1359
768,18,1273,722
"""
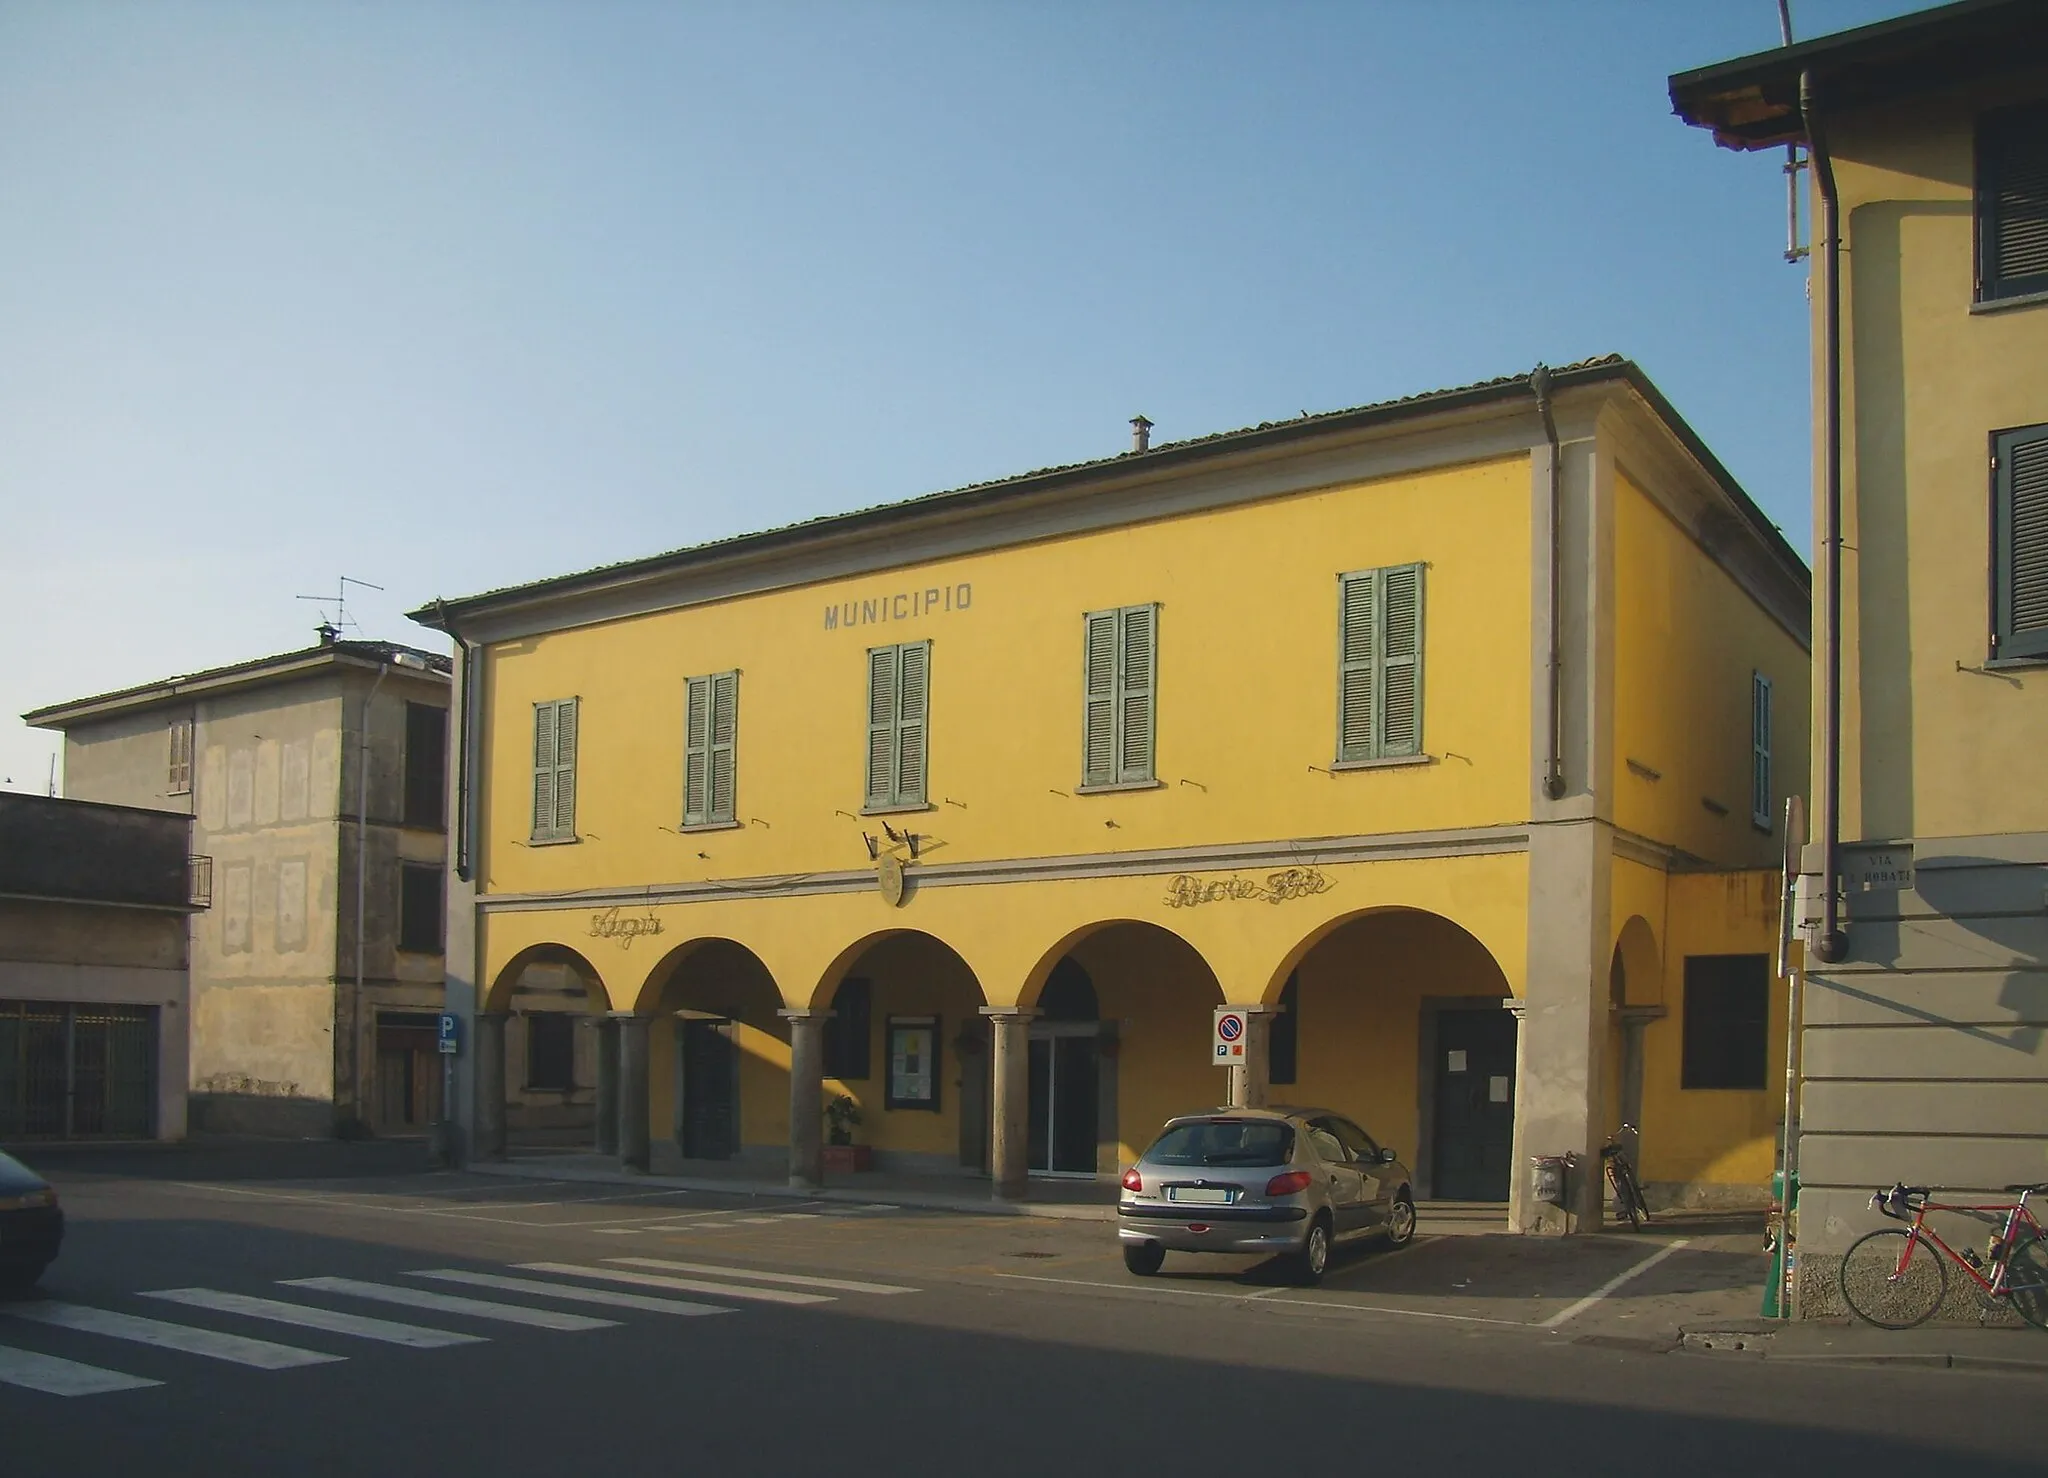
296,576,383,644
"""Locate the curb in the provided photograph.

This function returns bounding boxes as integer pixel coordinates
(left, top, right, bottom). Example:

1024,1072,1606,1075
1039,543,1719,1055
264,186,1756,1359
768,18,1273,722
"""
1679,1324,2048,1375
464,1157,1117,1221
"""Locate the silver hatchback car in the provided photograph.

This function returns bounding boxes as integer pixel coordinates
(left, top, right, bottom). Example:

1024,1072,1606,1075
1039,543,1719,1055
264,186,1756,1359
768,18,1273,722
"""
1117,1107,1416,1284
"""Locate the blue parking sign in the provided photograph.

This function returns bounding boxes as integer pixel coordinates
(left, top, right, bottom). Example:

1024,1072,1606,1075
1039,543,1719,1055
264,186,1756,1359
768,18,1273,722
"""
437,1013,462,1056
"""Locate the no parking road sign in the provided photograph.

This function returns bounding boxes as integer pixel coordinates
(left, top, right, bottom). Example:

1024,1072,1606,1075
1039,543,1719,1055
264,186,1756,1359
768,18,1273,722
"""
1213,1008,1246,1064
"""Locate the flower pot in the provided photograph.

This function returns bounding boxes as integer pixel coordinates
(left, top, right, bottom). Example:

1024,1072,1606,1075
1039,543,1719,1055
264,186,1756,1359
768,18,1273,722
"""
822,1144,874,1173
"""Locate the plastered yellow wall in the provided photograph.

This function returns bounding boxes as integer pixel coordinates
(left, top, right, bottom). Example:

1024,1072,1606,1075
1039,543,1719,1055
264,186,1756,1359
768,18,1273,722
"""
1612,472,1810,863
1637,869,1786,1192
477,455,1533,901
1826,88,2048,842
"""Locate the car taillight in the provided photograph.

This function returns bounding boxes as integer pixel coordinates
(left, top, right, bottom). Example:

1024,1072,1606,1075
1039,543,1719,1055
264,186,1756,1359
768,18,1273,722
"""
1265,1170,1313,1197
1120,1167,1143,1193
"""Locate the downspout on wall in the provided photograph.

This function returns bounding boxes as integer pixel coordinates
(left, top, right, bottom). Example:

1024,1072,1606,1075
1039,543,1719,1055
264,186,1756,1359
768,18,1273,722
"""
1530,365,1568,800
1802,72,1850,965
434,599,478,884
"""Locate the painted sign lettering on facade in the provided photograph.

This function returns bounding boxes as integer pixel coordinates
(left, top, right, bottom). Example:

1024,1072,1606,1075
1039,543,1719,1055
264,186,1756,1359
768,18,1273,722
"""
589,906,664,949
824,583,973,631
1164,867,1334,908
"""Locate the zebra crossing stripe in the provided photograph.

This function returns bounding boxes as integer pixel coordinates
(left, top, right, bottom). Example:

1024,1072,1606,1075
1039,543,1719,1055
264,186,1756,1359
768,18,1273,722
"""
0,1343,161,1396
607,1258,916,1295
407,1268,732,1317
4,1302,341,1368
515,1262,831,1305
281,1278,616,1331
142,1289,484,1349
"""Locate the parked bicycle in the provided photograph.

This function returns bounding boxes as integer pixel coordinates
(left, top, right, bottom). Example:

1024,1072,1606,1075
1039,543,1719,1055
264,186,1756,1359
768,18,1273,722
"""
1602,1124,1651,1230
1839,1182,2048,1330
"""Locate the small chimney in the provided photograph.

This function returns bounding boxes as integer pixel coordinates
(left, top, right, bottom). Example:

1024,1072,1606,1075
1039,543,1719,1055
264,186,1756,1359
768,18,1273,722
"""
316,622,340,646
1130,415,1153,454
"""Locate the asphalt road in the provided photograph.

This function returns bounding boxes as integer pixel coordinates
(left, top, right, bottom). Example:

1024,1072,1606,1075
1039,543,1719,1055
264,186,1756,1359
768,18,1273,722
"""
3,1141,2042,1478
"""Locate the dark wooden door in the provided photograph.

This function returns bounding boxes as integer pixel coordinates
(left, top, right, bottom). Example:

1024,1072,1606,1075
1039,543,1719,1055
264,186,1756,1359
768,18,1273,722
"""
1432,1009,1516,1201
681,1021,738,1160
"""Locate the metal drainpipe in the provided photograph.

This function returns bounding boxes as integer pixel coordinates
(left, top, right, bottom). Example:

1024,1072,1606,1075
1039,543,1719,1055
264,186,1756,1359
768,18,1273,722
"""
434,600,475,884
353,661,393,1131
1531,365,1568,800
1802,71,1849,965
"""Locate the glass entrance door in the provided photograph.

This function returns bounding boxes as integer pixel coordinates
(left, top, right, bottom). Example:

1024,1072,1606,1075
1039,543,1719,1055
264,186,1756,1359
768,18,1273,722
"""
1026,1027,1099,1176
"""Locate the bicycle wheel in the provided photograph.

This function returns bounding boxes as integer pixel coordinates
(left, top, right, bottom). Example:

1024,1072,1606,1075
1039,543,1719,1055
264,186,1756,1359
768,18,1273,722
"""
1839,1227,1947,1329
1606,1157,1644,1229
2002,1234,2048,1331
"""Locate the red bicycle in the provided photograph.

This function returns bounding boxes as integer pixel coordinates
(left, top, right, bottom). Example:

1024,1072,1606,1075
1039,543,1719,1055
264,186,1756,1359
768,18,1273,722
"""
1839,1181,2048,1330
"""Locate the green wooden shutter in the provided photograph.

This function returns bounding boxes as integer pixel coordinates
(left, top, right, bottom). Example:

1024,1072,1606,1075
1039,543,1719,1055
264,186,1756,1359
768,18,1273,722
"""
1750,672,1773,829
1995,424,2048,661
865,646,898,808
1117,604,1156,783
709,671,738,823
1338,571,1377,762
552,698,578,838
531,702,557,840
1379,564,1423,758
1979,105,2048,303
896,642,928,806
1083,610,1117,786
683,676,711,825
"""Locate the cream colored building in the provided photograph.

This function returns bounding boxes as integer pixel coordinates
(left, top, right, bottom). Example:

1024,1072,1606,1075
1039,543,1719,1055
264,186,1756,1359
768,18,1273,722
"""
26,634,452,1138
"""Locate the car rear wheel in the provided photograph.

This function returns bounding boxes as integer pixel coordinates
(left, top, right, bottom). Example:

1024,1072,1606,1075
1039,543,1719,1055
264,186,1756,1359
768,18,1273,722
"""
1123,1242,1166,1277
1292,1217,1332,1286
1386,1192,1417,1248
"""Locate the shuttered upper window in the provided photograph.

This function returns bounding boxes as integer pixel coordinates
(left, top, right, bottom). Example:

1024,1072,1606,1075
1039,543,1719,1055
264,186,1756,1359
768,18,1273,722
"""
530,698,579,843
683,672,738,827
1978,104,2048,304
1082,604,1158,789
865,642,929,810
1337,564,1425,764
167,718,194,795
1750,672,1773,831
1994,422,2048,661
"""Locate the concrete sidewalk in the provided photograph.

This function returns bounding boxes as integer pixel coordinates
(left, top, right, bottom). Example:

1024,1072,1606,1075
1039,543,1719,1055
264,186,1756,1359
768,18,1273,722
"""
1682,1316,2048,1374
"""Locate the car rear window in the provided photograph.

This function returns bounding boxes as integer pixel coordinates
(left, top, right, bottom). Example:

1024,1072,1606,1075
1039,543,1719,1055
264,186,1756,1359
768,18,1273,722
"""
1144,1120,1293,1167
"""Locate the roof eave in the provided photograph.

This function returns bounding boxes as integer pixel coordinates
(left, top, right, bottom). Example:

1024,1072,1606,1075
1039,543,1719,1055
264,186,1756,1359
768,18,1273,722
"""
24,646,448,731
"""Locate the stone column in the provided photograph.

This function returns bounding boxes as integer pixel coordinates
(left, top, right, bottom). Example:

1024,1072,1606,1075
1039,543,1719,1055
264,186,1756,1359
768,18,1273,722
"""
473,1011,509,1161
592,1015,619,1157
615,1013,651,1173
1515,821,1612,1235
983,1007,1036,1201
1223,1005,1277,1110
782,1008,831,1189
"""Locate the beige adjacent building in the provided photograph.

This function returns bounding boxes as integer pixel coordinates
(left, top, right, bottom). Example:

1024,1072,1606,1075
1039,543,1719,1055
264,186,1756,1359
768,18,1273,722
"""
1672,0,2048,1315
25,633,453,1138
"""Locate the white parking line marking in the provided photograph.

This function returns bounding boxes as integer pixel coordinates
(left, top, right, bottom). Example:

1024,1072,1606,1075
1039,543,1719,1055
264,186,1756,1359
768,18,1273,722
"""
0,1343,162,1396
608,1258,916,1295
407,1269,732,1317
516,1262,831,1305
141,1289,484,1349
4,1303,343,1368
280,1278,617,1331
1540,1239,1692,1329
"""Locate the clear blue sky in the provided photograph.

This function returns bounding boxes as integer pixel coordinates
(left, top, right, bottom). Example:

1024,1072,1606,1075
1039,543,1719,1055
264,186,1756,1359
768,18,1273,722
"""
0,0,1918,792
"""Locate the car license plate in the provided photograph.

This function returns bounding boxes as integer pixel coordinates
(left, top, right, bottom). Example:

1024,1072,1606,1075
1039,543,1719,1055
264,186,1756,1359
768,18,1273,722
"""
1167,1186,1233,1204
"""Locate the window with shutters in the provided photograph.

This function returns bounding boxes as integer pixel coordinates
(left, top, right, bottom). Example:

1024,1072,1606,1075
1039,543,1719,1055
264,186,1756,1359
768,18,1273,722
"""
1750,672,1773,831
402,702,447,830
398,863,444,953
530,697,580,843
1977,103,2048,305
167,718,194,795
1994,422,2048,661
1080,603,1158,789
682,671,739,828
864,642,930,811
1336,564,1425,764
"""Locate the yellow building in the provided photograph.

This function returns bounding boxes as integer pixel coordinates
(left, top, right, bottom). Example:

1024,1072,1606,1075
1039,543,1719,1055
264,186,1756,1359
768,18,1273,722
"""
413,355,1809,1232
1673,0,2048,1306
